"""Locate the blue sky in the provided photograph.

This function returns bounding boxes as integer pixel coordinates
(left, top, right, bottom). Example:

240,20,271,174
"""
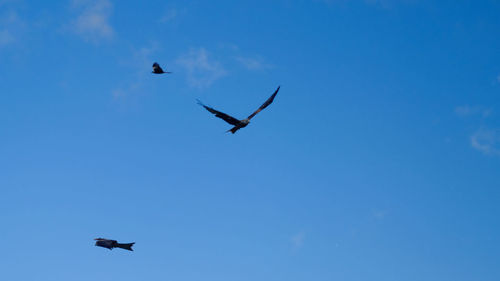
1,0,500,280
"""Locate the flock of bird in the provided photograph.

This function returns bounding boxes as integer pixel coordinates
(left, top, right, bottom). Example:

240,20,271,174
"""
94,62,281,251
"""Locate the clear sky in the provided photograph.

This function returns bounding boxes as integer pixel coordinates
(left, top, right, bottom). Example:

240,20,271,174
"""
1,0,500,280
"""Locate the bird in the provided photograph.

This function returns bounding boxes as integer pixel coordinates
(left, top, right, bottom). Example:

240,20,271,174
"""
152,62,172,74
197,86,280,134
94,238,135,251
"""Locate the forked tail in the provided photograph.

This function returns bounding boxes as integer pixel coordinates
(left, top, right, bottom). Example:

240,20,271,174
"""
116,242,135,251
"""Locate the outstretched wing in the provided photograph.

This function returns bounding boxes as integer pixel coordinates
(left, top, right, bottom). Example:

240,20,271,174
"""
247,86,280,120
197,100,241,126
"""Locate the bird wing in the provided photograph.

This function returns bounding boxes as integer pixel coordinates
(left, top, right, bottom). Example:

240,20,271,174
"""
197,100,241,126
247,86,280,120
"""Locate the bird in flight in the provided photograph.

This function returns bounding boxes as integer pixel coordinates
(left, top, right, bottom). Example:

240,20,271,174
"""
94,238,135,251
197,86,280,134
152,62,172,74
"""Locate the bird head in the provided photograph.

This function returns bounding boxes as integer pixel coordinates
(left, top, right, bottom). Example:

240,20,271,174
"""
241,119,250,124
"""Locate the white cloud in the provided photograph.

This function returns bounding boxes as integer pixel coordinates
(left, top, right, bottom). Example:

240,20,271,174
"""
235,55,273,71
176,47,227,89
470,128,500,156
70,0,114,42
290,231,305,250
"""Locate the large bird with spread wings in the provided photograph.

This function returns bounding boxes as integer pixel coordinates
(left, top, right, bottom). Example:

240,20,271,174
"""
197,86,280,134
94,238,135,251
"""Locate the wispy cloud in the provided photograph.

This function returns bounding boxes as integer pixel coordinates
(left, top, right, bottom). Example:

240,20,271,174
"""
0,10,24,47
112,42,160,100
176,47,227,89
290,231,306,250
455,105,491,118
0,29,13,46
372,209,388,220
70,0,114,43
235,55,273,71
470,128,500,156
158,8,177,23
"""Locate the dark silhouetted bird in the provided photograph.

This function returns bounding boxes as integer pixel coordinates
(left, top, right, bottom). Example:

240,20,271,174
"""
152,62,171,74
197,86,280,134
94,238,135,251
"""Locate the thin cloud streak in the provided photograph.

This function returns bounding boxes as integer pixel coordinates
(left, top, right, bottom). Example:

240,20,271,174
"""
235,55,273,71
470,128,500,156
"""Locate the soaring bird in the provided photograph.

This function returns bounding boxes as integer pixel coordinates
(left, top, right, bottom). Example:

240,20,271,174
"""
94,238,135,251
197,86,280,134
152,62,172,74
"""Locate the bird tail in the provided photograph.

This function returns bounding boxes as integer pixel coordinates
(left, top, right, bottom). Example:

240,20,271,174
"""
226,127,239,134
116,242,135,251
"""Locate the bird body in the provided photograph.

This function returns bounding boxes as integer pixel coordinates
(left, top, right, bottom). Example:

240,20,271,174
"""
226,118,250,133
197,86,280,134
152,62,172,74
94,238,135,251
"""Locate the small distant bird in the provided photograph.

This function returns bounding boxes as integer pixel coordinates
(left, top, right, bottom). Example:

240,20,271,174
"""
197,86,280,134
94,238,135,251
152,62,171,74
